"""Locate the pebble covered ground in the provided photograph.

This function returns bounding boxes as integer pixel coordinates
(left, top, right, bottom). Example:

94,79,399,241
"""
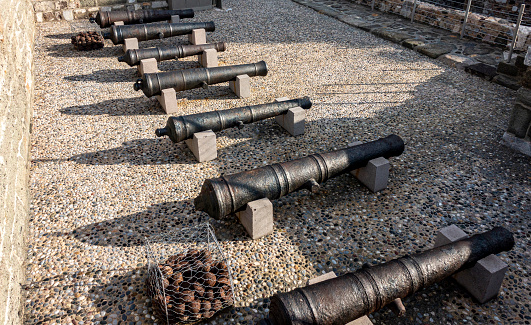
26,0,530,324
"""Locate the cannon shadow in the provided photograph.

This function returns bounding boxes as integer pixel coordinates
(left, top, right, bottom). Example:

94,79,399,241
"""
64,68,138,83
46,42,122,58
59,97,164,116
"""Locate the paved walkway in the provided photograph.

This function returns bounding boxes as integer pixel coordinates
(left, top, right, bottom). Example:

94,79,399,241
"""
292,0,524,90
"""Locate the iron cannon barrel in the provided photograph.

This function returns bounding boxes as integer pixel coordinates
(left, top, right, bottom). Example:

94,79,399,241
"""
118,42,227,66
90,9,194,28
262,227,514,325
155,97,312,142
102,21,215,45
134,61,268,97
194,135,405,219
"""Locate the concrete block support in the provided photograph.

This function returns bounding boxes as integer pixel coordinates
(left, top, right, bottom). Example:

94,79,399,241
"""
229,74,251,98
170,15,180,23
348,141,390,192
156,88,178,114
114,20,124,25
199,48,218,68
274,97,305,136
123,38,139,53
307,272,373,325
184,130,217,162
434,225,509,303
189,28,206,45
236,198,274,240
138,58,158,76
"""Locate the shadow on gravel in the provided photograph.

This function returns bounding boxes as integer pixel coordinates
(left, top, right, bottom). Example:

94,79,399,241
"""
46,43,122,58
64,68,138,83
45,33,74,39
68,138,198,166
60,97,164,116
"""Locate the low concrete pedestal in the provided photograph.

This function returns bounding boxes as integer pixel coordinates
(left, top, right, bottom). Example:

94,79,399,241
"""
156,88,178,114
274,97,305,136
308,272,373,325
199,48,218,68
189,28,206,45
502,83,531,156
123,38,139,53
434,225,509,303
184,130,217,162
229,74,251,98
236,198,274,240
348,141,390,192
138,58,158,76
170,15,180,23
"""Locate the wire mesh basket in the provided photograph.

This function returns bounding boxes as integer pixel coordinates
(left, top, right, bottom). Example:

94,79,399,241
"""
144,223,235,324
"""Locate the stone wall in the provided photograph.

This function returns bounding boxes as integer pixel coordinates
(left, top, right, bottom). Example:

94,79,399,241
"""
0,0,35,323
33,0,169,22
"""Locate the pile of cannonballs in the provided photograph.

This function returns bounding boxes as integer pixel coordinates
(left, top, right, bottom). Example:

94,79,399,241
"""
71,31,104,51
146,249,234,323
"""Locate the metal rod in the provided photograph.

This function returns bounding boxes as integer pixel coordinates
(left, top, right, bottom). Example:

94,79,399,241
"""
460,0,473,38
411,0,418,22
508,4,526,63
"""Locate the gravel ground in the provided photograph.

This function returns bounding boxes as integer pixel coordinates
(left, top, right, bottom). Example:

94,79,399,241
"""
26,0,530,324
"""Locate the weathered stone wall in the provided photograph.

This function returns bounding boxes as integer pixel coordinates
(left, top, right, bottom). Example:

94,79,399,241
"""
32,0,169,22
0,0,35,324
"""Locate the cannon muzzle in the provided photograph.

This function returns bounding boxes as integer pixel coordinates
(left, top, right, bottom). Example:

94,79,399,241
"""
118,42,227,66
155,97,312,142
105,21,215,45
194,135,405,219
135,61,268,97
91,9,194,28
262,227,514,325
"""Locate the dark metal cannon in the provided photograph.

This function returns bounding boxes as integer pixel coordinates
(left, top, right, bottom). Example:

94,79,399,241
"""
261,227,515,325
194,135,405,219
90,9,195,28
118,42,226,66
155,97,312,142
102,21,215,45
134,61,268,97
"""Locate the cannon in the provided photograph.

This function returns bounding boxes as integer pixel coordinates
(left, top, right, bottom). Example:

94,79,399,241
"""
134,61,268,97
261,226,515,325
194,135,405,219
90,9,194,28
102,21,215,45
118,42,227,66
155,97,312,142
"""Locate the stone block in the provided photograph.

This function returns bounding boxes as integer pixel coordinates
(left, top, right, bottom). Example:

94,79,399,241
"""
507,103,531,138
156,88,178,114
501,131,531,156
493,74,521,90
229,74,251,98
35,12,44,23
138,58,158,76
516,87,531,107
33,1,55,12
437,54,476,70
199,48,218,68
497,61,519,76
188,28,206,45
464,63,498,81
62,9,74,21
372,28,411,43
274,99,305,136
169,0,214,10
348,141,390,192
114,20,124,25
170,15,180,23
185,130,217,162
416,43,455,59
122,37,139,53
307,272,373,325
236,198,274,240
434,225,510,303
151,0,168,8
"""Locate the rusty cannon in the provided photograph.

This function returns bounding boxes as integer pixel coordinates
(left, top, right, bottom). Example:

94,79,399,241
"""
155,97,312,142
260,226,515,325
194,135,405,219
102,21,215,45
118,42,227,66
134,61,268,97
90,9,194,28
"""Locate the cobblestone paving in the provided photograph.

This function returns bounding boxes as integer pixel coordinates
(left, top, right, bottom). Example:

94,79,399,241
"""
26,0,530,324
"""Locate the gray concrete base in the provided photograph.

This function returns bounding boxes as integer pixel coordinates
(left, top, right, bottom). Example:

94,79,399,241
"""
308,272,373,325
184,130,217,162
114,21,124,26
138,58,158,76
434,225,509,303
156,88,178,114
236,198,274,239
501,132,531,157
348,141,389,192
229,74,250,98
123,37,139,53
274,97,305,136
189,28,206,45
170,15,180,23
199,48,218,68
